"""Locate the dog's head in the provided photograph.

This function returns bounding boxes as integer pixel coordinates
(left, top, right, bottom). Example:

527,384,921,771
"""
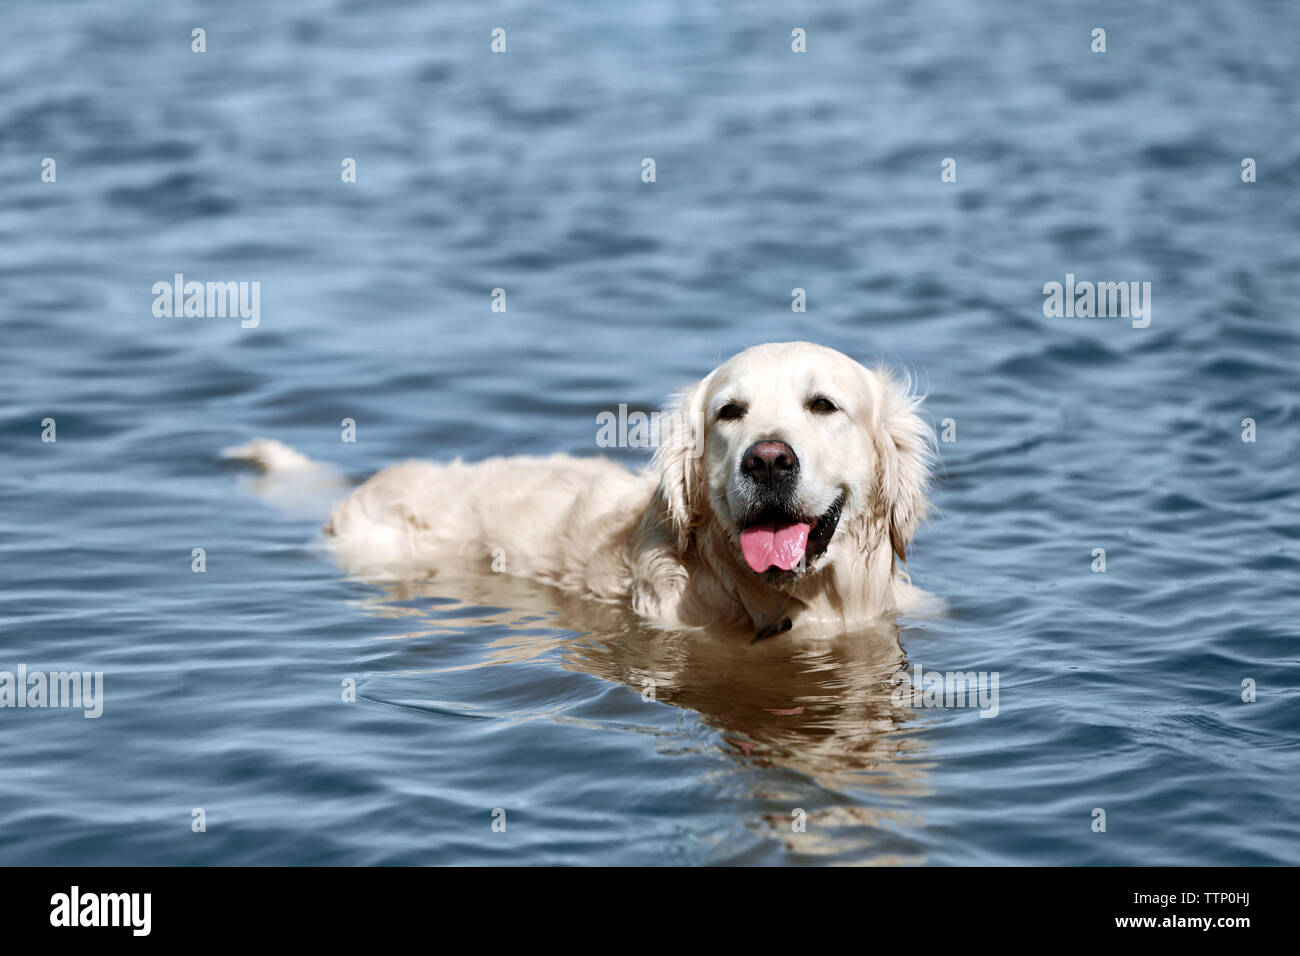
652,342,933,589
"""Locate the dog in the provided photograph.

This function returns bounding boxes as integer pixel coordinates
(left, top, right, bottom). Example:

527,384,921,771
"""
226,342,935,638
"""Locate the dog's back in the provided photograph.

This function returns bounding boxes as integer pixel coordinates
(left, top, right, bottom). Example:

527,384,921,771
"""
326,454,651,588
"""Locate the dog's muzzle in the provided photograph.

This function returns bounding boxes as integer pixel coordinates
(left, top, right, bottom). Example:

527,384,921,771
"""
735,440,843,575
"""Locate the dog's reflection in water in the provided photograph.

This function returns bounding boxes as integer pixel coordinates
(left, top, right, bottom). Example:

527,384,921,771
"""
350,567,930,859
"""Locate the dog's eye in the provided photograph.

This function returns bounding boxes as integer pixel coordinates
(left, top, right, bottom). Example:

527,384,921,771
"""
808,397,838,415
717,403,746,421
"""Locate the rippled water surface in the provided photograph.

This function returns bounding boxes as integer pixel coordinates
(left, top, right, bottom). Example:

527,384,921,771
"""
2,0,1298,865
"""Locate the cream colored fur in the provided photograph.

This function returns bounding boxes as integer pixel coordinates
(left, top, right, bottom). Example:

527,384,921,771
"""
227,342,935,637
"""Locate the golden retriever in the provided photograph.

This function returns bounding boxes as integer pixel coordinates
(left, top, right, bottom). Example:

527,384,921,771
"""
226,342,935,638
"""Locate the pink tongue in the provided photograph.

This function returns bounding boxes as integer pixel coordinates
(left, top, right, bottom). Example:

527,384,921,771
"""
740,521,810,573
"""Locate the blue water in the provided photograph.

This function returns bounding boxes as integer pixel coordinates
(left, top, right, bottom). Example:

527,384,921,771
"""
2,0,1298,865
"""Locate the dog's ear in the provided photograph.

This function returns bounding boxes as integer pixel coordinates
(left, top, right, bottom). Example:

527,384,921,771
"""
649,374,712,554
866,367,934,564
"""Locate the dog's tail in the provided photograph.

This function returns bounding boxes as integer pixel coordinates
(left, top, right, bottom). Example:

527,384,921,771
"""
222,437,327,474
222,438,349,516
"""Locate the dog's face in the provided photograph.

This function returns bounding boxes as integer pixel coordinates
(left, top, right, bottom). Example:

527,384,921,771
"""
654,342,932,591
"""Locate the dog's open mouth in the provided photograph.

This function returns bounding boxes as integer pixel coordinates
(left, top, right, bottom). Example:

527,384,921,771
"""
738,494,844,574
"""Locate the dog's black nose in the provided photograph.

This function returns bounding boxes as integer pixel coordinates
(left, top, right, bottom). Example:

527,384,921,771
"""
741,440,799,484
